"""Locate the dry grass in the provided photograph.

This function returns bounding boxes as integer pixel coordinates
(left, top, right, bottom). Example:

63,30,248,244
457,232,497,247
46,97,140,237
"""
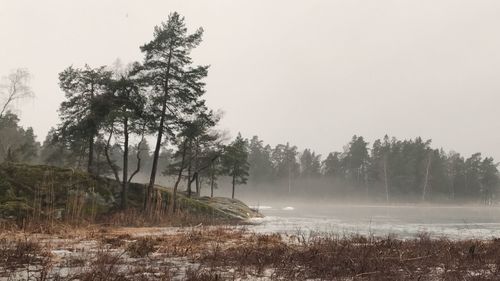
2,226,500,280
70,251,126,281
184,267,224,281
3,209,247,237
126,237,158,258
196,230,500,280
100,233,132,248
0,238,52,279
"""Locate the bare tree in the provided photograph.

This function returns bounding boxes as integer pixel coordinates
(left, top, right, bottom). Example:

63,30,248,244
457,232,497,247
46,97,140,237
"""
0,69,34,117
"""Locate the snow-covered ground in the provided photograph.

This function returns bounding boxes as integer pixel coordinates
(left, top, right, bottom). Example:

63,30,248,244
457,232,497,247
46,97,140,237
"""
247,204,500,239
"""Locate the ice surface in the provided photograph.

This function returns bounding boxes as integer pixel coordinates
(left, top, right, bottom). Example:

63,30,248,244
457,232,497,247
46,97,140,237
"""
247,204,500,240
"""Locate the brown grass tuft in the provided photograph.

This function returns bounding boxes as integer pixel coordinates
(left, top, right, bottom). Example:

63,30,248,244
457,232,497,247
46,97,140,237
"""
126,237,158,258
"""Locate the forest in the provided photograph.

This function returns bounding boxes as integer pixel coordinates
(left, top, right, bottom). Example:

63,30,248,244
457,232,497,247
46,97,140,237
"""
1,12,499,208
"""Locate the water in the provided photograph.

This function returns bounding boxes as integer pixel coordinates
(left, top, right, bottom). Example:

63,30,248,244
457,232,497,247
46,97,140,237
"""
248,204,500,240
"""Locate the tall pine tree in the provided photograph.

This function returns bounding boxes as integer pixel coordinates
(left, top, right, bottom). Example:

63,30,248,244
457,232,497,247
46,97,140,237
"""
140,12,209,213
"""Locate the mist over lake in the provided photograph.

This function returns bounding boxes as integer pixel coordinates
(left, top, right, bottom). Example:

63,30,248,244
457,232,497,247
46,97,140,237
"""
248,204,500,240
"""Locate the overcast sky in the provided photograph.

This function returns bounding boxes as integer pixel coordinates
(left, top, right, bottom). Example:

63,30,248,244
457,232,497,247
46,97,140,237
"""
1,0,500,159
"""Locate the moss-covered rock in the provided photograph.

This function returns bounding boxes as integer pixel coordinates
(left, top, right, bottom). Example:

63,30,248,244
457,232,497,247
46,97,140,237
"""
197,197,263,220
151,185,261,220
0,162,122,220
0,162,261,222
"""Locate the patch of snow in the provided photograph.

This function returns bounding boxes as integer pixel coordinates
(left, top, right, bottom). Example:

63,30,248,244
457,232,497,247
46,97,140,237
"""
249,205,273,210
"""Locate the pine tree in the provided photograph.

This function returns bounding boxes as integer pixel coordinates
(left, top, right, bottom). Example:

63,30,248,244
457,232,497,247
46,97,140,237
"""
57,65,113,174
0,112,40,163
166,112,220,211
247,136,274,184
222,133,249,199
103,62,146,209
140,12,209,213
322,152,343,178
299,149,321,178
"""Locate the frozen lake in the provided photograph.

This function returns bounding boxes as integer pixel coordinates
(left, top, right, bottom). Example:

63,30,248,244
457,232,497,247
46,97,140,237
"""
248,204,500,240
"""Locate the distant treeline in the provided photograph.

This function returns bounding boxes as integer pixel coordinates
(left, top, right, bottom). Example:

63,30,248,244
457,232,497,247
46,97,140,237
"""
1,109,499,204
244,135,499,203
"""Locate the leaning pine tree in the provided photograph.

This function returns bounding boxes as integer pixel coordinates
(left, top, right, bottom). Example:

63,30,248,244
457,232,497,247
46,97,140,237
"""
140,12,209,214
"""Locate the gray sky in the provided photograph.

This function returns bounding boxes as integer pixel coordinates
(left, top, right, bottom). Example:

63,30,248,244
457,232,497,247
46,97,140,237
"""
1,0,500,159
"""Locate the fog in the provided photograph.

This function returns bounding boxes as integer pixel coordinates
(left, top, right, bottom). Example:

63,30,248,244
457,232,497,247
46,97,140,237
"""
2,0,500,160
190,179,500,239
248,204,500,240
113,170,500,239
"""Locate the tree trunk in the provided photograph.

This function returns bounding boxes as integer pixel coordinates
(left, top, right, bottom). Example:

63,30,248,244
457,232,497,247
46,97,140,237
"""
187,162,192,198
210,167,215,198
87,135,94,174
363,165,369,197
0,92,15,118
232,174,236,199
128,133,145,184
195,174,200,197
422,153,432,201
172,140,188,213
288,164,291,193
146,51,172,214
383,156,389,202
450,176,455,200
95,149,101,176
121,116,129,210
104,129,120,183
146,115,164,212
